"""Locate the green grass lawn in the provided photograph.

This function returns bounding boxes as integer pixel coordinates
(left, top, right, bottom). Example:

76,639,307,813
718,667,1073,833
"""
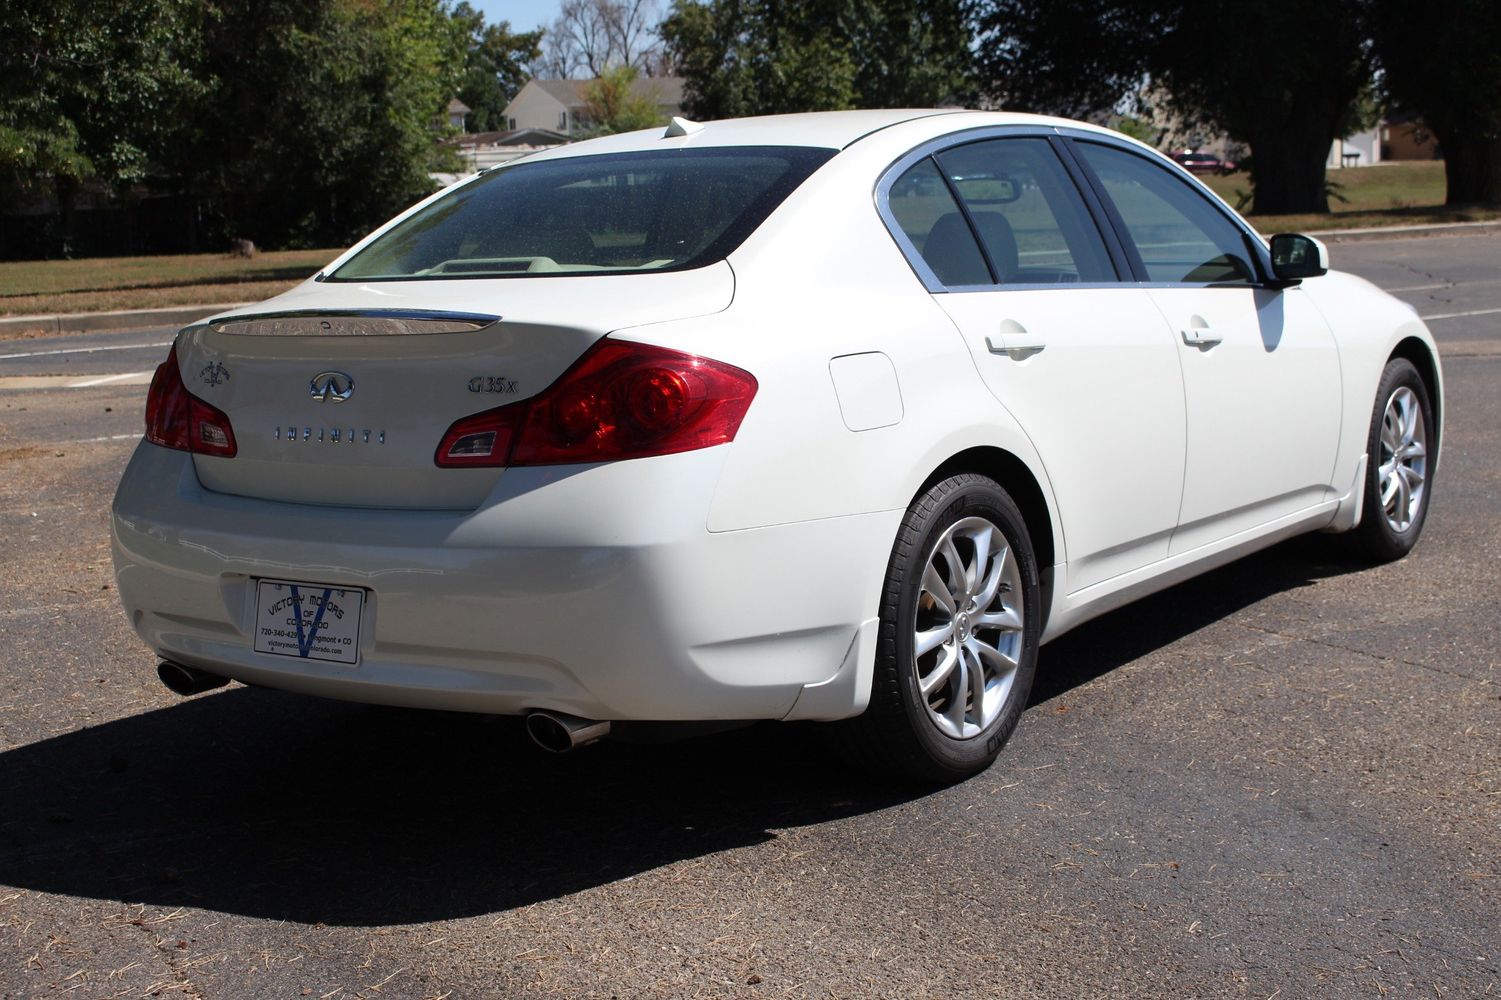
1200,160,1500,233
0,248,341,317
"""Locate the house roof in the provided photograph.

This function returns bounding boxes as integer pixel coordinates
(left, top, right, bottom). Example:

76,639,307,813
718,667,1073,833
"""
527,77,685,110
447,97,471,115
450,127,570,148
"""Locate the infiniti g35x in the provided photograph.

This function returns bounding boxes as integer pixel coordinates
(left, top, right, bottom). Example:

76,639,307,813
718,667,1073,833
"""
112,110,1442,781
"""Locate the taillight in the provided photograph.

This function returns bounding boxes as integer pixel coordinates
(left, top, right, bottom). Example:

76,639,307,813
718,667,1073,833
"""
435,340,757,468
145,345,238,458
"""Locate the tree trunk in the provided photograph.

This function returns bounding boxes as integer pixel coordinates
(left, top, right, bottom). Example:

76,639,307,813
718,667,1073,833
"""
1433,127,1501,205
53,175,80,258
1246,131,1335,216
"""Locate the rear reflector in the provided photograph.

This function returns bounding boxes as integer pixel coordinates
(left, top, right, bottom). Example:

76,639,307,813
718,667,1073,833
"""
145,345,238,458
436,339,756,468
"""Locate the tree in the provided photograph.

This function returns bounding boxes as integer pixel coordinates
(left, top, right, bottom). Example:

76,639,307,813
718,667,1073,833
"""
843,0,973,109
538,0,664,78
580,65,668,135
660,0,970,120
968,0,1156,118
1156,2,1372,215
164,0,466,248
0,0,200,249
968,0,1374,215
450,2,543,132
661,1,854,118
1372,0,1501,205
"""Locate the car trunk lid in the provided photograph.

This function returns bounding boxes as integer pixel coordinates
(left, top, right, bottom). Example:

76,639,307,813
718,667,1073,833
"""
177,265,733,509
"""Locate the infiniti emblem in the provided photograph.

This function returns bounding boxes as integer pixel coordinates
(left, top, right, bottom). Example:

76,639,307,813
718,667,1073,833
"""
309,371,355,403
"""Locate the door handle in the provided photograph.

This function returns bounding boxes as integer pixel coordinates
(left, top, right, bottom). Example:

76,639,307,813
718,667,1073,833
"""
1181,315,1222,349
986,321,1047,361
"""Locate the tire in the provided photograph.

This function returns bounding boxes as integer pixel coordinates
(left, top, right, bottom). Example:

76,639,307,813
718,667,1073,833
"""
845,474,1040,783
1347,358,1435,562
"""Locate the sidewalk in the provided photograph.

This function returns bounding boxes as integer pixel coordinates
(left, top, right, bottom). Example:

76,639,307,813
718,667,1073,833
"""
1304,218,1501,242
0,303,249,338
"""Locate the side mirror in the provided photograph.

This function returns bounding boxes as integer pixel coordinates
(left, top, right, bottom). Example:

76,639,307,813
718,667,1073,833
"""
1269,233,1329,282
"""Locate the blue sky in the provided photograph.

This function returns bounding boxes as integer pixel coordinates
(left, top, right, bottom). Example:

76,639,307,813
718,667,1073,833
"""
468,1,561,35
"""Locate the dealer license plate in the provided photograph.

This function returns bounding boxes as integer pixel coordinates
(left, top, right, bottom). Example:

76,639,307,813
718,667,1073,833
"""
253,580,364,664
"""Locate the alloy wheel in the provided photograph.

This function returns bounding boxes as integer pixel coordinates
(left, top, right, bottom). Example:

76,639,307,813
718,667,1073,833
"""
1378,385,1427,533
912,516,1024,740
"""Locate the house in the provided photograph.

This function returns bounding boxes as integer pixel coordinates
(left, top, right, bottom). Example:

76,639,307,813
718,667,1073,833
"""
430,127,572,186
1328,126,1382,169
1381,112,1442,161
1329,114,1447,168
501,77,686,137
446,98,471,131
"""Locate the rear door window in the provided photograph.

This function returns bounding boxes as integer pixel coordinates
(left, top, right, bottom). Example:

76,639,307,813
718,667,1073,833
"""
934,138,1117,284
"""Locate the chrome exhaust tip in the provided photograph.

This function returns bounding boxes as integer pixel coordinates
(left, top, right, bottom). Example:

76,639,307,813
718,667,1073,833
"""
525,710,611,753
156,660,230,697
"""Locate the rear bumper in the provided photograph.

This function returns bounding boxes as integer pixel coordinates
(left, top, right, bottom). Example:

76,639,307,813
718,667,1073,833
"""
111,443,893,721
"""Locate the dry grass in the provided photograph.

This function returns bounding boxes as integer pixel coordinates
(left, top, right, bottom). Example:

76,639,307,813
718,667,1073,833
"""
0,248,340,317
1199,160,1501,232
0,280,316,318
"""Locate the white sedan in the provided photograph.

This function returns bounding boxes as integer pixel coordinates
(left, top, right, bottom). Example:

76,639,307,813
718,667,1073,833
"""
112,110,1441,781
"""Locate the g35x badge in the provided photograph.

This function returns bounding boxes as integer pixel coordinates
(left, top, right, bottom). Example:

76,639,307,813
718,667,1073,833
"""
199,362,230,387
468,375,518,394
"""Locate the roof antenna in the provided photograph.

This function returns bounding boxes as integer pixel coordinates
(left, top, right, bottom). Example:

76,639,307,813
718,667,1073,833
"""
664,116,704,138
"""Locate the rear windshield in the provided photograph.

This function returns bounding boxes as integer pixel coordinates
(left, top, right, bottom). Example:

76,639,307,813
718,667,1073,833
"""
328,146,835,281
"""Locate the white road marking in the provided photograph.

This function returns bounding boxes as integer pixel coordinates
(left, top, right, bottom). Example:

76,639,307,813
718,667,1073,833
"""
1420,307,1501,321
69,371,150,388
0,599,112,619
0,340,171,361
68,433,143,444
0,372,154,389
1388,283,1451,292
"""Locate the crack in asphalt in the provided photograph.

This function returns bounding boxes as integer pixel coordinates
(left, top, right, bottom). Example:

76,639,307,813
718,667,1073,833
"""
1234,621,1493,685
117,905,209,1000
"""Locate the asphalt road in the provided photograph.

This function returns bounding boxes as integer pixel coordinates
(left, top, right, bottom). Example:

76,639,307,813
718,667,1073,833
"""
1329,229,1501,346
1,231,1497,999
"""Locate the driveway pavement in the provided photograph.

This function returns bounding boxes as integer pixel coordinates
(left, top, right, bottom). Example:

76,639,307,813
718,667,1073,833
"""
0,232,1496,999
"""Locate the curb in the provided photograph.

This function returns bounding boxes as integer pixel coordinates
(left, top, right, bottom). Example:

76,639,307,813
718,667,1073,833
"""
0,303,248,338
1437,340,1501,358
1304,219,1501,243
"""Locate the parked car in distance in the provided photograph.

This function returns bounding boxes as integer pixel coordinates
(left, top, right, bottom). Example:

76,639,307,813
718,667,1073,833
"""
113,110,1441,783
1172,149,1238,174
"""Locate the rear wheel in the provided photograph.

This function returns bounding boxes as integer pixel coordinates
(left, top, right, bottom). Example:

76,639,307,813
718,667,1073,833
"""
1347,358,1434,561
847,474,1040,783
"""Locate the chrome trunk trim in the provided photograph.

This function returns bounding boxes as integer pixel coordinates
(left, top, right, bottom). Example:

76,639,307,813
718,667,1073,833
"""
208,309,501,337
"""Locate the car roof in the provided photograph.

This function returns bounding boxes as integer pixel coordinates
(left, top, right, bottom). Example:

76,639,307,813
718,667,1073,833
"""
513,108,1127,163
